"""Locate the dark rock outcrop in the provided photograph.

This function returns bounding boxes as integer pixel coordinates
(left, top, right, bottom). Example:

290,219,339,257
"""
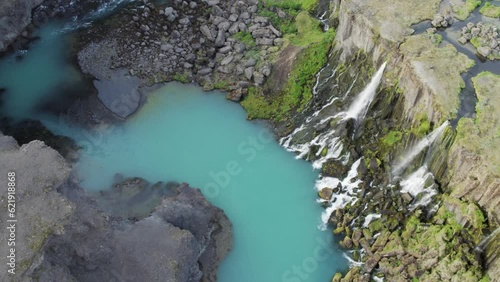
0,132,232,281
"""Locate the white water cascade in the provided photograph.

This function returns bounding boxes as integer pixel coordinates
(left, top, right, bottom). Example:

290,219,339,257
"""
399,165,438,209
280,63,388,231
475,227,500,252
392,121,450,176
316,159,363,230
344,62,387,121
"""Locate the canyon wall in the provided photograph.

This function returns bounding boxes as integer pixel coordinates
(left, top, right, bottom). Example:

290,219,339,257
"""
331,0,499,278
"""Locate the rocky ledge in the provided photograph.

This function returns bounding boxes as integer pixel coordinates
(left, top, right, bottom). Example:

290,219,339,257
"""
0,131,232,281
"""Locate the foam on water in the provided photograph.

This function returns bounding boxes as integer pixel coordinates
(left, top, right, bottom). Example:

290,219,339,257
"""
317,159,363,230
400,165,438,209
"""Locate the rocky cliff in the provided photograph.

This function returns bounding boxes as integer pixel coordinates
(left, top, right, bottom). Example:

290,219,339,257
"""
0,132,232,282
327,0,499,280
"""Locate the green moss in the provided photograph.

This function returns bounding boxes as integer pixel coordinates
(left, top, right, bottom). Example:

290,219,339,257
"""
232,31,256,47
412,114,431,137
470,37,481,48
453,0,482,20
172,73,190,83
479,2,500,18
213,80,230,90
241,87,275,119
382,131,403,146
321,146,328,157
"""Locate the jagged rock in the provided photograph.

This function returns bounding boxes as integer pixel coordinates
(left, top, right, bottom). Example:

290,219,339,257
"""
198,68,213,75
458,37,468,44
243,58,256,67
248,23,260,32
240,11,251,19
201,25,214,41
256,38,274,45
269,25,282,37
229,14,238,22
319,188,333,200
189,1,197,9
244,67,254,80
229,22,240,34
254,16,269,24
226,88,247,102
471,27,481,37
364,254,381,273
260,64,271,76
221,55,234,66
218,21,231,31
219,45,232,54
234,43,246,53
478,46,492,57
253,71,264,84
179,17,190,25
252,28,271,38
215,30,226,47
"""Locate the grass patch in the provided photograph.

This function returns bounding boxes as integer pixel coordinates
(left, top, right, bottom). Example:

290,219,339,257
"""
453,0,482,20
232,31,256,47
288,11,326,46
480,2,500,18
263,0,318,13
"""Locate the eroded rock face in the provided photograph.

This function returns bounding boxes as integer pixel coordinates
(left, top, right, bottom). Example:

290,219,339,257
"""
0,132,232,281
34,182,232,282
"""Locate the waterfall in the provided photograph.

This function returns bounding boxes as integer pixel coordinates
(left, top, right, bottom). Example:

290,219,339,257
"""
399,165,438,209
475,227,500,252
392,121,450,176
344,62,387,121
